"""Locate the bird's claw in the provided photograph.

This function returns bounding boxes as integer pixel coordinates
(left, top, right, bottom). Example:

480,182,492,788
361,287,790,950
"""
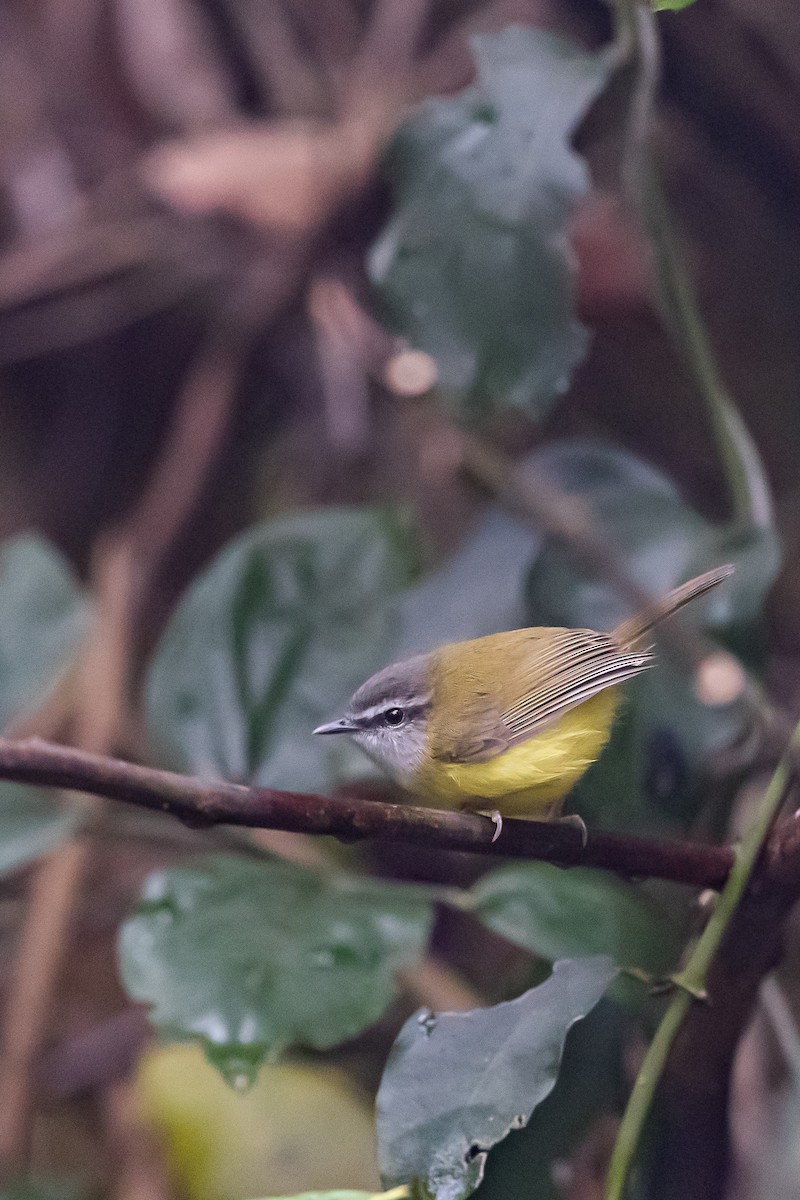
484,811,503,843
558,813,588,848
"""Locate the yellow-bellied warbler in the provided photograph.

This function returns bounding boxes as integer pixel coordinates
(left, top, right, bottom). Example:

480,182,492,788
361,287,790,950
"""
314,565,733,822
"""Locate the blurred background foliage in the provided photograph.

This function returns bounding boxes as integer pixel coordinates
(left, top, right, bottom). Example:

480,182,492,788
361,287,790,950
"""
0,1,799,1200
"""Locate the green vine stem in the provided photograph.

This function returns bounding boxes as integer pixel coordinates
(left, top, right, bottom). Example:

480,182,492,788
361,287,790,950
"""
604,722,800,1200
612,0,772,532
645,168,773,531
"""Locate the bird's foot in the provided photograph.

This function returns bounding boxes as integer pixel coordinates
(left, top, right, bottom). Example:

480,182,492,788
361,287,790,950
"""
557,813,588,848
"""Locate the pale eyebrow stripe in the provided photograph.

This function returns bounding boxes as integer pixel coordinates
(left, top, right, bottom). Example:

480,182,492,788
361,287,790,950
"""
354,697,433,727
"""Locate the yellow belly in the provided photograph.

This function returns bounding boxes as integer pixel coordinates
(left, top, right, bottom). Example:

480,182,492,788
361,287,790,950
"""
414,688,619,818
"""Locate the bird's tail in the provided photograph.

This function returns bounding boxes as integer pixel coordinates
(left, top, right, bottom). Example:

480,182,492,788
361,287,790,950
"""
614,564,734,649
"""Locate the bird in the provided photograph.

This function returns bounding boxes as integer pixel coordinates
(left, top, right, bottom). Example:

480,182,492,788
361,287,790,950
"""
313,564,733,829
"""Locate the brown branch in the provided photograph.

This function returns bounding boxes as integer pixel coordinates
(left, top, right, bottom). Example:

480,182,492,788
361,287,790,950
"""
0,246,268,1175
648,809,800,1200
0,736,732,888
0,836,91,1168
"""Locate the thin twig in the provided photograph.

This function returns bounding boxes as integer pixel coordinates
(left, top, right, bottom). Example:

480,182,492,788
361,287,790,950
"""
611,0,771,533
611,0,661,208
0,736,733,888
0,834,90,1168
0,536,130,1173
0,267,265,1172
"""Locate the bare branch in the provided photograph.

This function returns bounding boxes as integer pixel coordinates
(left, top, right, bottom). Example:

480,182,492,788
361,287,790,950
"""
0,736,733,888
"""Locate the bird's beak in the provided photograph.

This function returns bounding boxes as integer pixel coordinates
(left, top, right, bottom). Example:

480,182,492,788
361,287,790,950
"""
313,718,359,735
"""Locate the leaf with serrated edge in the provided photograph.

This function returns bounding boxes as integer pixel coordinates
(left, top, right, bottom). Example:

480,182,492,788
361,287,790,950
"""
376,956,616,1200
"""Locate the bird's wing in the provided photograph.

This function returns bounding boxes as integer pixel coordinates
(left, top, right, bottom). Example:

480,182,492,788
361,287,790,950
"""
430,628,654,765
499,628,654,744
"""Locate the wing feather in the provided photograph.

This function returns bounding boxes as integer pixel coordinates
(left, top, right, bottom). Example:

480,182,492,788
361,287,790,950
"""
500,629,654,743
430,627,654,766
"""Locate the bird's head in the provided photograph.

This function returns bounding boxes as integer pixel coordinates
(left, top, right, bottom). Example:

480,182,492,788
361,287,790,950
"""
313,653,433,785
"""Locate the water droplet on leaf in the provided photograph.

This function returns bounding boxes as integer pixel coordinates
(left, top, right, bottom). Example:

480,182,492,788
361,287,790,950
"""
417,1010,437,1036
204,1043,263,1092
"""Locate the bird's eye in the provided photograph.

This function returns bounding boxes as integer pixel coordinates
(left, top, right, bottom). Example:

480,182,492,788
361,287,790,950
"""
384,707,405,726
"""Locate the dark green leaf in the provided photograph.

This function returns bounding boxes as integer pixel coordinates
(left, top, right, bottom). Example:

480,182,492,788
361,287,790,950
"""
523,441,779,831
475,998,628,1200
369,28,612,422
376,956,616,1200
524,440,778,640
145,508,420,791
119,855,433,1086
394,509,541,659
0,784,78,876
468,863,680,976
0,536,89,726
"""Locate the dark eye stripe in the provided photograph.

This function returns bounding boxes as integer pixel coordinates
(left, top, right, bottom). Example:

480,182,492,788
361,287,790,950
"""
357,700,431,730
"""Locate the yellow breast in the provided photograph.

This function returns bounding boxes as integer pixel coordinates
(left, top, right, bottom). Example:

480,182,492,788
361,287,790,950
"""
414,687,620,818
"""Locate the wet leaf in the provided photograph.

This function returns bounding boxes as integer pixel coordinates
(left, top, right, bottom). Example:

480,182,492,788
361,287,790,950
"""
145,508,420,791
369,27,612,422
119,856,433,1084
376,956,616,1200
0,784,78,876
468,863,680,976
0,536,89,726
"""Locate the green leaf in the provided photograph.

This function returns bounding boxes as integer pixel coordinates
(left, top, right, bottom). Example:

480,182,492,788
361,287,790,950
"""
475,999,627,1200
524,440,779,639
0,784,78,876
145,508,420,791
523,441,780,831
0,536,89,726
369,27,612,423
119,855,434,1086
376,956,616,1200
652,0,697,11
468,863,680,976
394,509,541,659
